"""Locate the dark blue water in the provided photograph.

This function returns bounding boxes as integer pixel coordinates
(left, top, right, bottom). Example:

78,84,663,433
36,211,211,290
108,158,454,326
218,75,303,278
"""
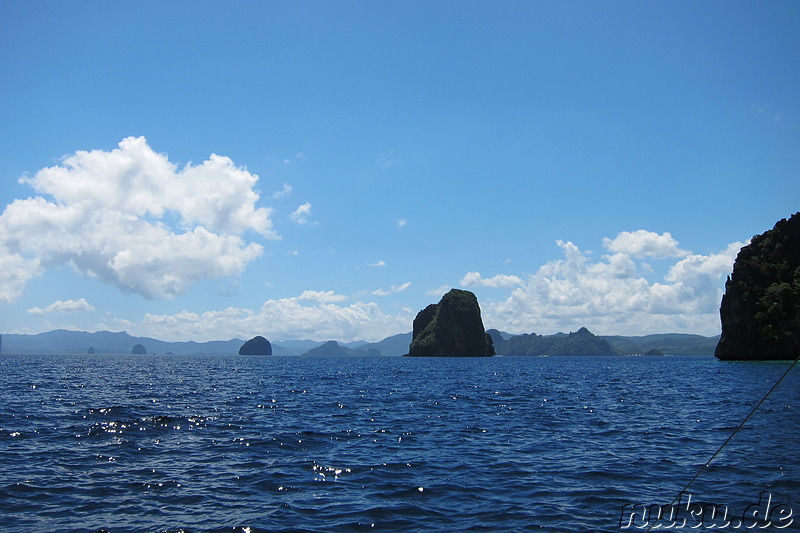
1,354,798,532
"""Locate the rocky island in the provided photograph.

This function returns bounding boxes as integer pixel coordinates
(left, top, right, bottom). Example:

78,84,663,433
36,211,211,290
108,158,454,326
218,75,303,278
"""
715,212,800,360
405,288,495,357
239,336,272,355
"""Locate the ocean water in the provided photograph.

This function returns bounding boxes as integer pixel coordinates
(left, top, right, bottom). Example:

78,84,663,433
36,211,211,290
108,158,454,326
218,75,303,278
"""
0,354,798,532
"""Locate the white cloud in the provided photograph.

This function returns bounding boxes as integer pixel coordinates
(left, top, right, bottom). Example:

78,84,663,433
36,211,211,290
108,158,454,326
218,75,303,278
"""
602,230,689,259
368,260,387,267
113,297,412,343
0,246,41,302
372,282,411,296
426,285,452,297
0,137,275,301
290,202,314,225
485,237,744,336
22,136,276,237
460,271,523,288
297,290,347,303
397,218,408,228
28,298,95,315
272,183,293,199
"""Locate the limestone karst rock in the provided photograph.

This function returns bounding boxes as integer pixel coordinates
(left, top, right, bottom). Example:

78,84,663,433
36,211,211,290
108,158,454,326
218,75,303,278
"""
131,343,146,354
715,212,800,360
406,289,495,357
239,336,272,355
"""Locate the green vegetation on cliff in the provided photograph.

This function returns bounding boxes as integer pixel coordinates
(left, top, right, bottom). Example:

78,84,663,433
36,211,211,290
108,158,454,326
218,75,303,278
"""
716,212,800,360
407,289,494,357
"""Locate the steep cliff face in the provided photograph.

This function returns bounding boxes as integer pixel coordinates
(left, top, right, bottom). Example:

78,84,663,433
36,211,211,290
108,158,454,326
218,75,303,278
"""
406,289,495,357
715,212,800,360
239,336,272,355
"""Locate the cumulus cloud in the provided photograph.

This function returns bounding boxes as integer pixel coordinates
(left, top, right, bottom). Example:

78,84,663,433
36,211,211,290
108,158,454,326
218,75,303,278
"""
368,260,387,267
372,282,411,297
461,271,523,288
485,236,744,336
290,202,314,225
297,290,347,303
113,296,412,343
602,230,689,259
22,136,276,237
0,137,275,301
397,218,408,228
28,298,95,315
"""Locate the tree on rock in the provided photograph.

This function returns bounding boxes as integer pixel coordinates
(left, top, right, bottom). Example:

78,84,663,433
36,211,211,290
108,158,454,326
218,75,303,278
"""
406,288,495,357
716,212,800,360
239,336,272,355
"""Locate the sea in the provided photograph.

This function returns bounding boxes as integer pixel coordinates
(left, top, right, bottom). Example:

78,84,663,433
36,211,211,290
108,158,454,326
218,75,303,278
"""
1,354,798,532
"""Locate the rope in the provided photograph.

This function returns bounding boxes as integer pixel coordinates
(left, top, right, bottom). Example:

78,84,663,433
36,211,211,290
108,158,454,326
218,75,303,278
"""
644,354,800,532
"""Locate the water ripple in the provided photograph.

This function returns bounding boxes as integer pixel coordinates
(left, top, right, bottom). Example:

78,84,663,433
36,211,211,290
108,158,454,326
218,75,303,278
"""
0,354,798,531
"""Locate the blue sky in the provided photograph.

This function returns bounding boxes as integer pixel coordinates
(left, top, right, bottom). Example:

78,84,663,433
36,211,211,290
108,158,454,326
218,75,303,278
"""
1,1,798,342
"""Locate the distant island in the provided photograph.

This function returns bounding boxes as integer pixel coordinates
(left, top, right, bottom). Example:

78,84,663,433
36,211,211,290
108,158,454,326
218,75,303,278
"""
131,343,146,354
0,328,720,357
239,336,272,355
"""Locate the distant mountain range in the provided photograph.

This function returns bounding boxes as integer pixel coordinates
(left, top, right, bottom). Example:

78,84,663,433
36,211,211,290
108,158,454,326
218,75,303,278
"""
602,333,720,356
302,340,381,357
0,329,720,356
492,327,617,356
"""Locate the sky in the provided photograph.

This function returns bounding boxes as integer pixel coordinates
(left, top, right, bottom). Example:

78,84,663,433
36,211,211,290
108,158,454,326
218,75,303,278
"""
1,1,799,342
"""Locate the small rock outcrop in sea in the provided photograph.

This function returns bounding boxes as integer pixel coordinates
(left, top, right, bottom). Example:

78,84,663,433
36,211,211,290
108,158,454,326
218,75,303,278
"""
131,343,146,354
406,289,495,357
715,212,800,360
239,336,272,355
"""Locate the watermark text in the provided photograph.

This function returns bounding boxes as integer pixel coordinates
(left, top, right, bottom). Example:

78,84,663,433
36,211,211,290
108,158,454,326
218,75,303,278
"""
620,492,793,529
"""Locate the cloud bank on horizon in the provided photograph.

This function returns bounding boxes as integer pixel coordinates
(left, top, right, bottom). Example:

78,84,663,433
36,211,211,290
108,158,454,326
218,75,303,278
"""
100,229,742,341
0,137,745,341
483,236,744,337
